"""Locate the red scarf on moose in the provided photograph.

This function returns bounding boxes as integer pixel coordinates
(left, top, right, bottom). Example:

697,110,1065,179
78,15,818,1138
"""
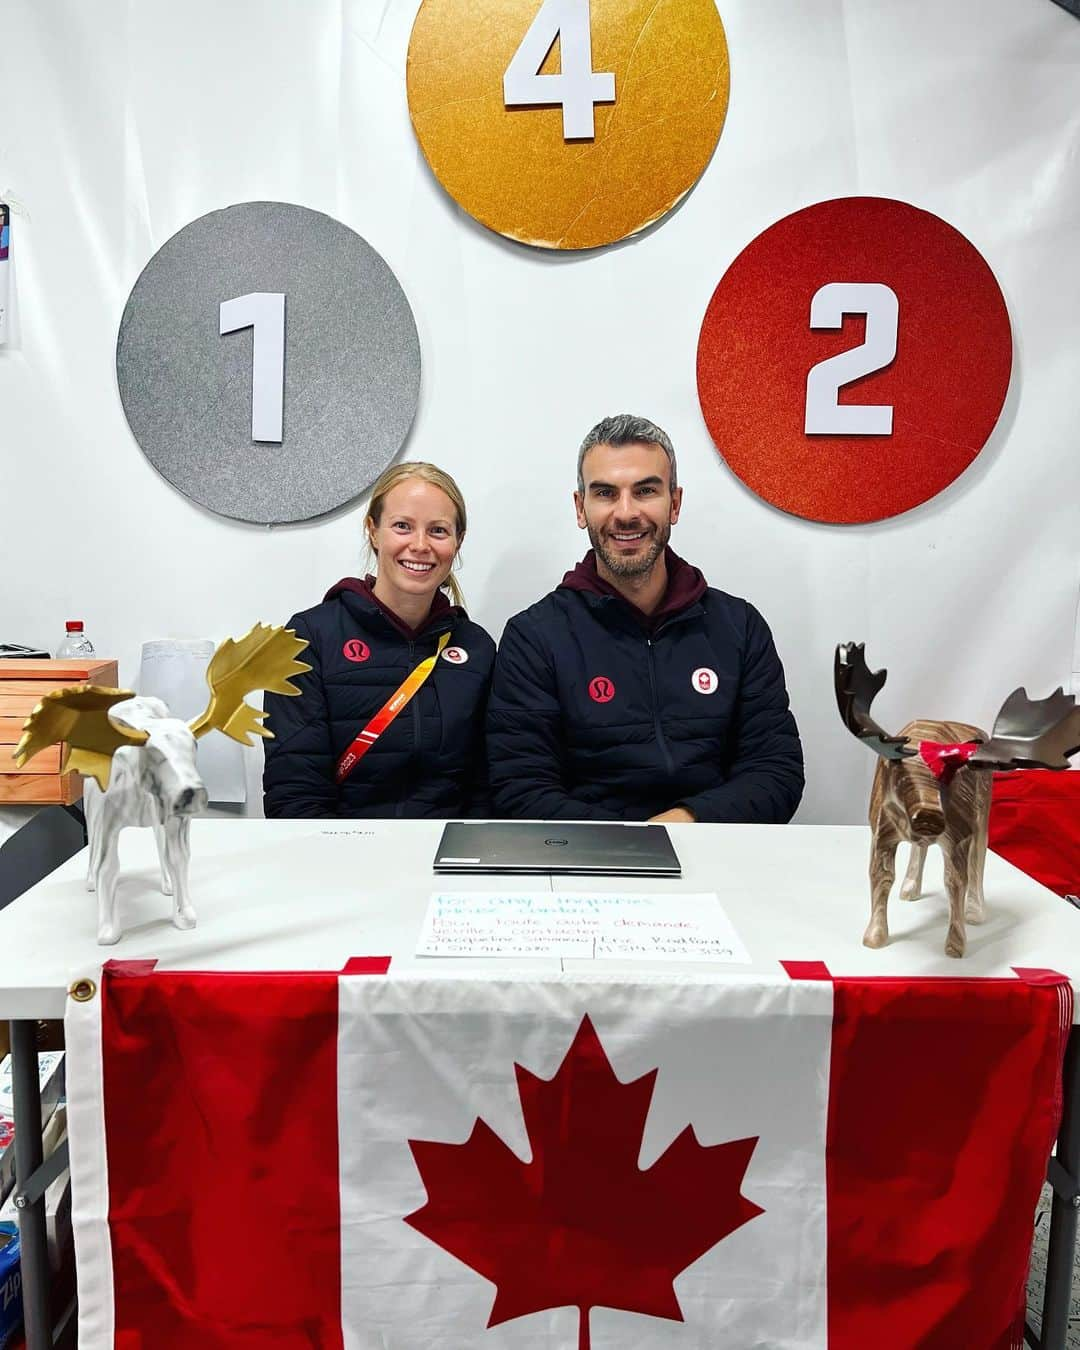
919,740,980,784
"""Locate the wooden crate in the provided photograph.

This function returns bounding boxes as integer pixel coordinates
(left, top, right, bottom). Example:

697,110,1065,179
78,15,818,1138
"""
0,772,85,805
0,743,62,774
0,658,119,806
0,693,47,718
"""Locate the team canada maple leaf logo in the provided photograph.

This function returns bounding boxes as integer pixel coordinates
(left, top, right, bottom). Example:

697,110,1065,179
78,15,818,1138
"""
405,1015,763,1348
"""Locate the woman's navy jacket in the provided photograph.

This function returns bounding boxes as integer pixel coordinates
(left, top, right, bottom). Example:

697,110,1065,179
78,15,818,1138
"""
263,580,494,818
486,551,804,822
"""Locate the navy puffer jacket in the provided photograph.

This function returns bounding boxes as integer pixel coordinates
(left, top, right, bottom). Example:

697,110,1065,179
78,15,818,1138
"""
263,580,494,818
487,551,803,822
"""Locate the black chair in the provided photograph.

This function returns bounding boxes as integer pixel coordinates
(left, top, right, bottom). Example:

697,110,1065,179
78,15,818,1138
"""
0,804,86,911
0,803,86,1346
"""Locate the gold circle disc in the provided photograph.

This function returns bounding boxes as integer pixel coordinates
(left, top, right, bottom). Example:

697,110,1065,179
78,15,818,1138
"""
407,0,730,250
69,977,98,1003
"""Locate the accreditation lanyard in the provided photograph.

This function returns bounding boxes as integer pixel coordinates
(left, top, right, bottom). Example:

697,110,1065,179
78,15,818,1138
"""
335,632,450,785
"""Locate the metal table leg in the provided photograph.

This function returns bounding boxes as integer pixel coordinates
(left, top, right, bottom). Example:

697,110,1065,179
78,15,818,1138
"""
1040,1026,1080,1349
9,1019,52,1350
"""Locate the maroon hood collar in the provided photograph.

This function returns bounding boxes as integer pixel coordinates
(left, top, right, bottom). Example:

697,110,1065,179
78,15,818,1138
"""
323,575,455,639
559,548,708,625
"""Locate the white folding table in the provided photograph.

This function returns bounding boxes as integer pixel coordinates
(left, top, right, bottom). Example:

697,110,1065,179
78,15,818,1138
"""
2,820,1077,1348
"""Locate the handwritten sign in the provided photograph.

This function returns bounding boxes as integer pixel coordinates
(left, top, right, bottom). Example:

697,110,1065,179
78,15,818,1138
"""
416,892,751,963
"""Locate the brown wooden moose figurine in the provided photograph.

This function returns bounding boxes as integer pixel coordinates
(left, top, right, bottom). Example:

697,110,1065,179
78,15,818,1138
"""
835,643,1080,957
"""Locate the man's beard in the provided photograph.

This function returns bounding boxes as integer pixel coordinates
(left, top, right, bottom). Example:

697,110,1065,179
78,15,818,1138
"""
589,521,669,578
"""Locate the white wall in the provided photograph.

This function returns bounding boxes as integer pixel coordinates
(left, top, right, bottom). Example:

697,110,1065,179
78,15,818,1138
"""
2,0,1078,831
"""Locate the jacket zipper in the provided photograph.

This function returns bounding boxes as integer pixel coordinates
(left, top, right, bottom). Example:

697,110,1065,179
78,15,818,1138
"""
646,637,677,778
398,639,418,818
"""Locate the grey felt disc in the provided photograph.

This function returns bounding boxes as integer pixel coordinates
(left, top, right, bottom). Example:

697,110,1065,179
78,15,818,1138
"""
116,202,421,524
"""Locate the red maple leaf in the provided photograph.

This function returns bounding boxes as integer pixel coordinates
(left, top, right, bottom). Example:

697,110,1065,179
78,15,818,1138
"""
405,1014,763,1349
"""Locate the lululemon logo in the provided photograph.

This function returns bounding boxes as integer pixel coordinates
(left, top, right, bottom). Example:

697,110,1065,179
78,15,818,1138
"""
343,639,370,663
692,667,718,695
589,676,615,704
441,646,468,665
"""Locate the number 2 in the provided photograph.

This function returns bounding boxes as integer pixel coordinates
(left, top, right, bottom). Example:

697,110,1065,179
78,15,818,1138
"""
219,292,286,443
503,0,615,140
804,283,898,436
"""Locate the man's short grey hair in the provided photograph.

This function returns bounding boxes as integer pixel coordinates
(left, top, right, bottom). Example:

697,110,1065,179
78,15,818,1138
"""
576,414,678,493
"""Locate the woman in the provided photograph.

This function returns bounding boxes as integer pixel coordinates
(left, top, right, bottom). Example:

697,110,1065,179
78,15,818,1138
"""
263,462,494,818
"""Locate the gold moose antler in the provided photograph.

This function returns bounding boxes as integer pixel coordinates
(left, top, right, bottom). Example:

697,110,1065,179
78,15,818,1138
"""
189,623,310,744
14,687,149,791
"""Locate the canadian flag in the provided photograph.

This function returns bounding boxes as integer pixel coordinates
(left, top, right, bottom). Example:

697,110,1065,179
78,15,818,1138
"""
65,961,1070,1350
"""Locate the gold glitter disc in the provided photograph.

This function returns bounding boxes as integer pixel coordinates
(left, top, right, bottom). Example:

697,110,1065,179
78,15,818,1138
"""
407,0,730,250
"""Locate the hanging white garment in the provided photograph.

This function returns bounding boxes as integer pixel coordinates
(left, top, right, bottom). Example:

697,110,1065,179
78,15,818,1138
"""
137,639,246,804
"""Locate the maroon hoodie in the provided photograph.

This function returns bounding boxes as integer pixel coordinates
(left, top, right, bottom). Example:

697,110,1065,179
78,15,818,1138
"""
558,548,708,632
323,575,456,641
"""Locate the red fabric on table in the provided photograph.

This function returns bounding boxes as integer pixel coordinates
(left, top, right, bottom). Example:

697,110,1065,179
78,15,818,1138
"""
825,974,1071,1350
102,965,344,1350
990,769,1080,898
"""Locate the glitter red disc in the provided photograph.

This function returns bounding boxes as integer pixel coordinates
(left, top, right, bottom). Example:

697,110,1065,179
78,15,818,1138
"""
696,197,1013,524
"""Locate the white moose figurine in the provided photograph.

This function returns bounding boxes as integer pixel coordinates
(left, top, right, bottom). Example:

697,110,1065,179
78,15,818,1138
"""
15,625,309,945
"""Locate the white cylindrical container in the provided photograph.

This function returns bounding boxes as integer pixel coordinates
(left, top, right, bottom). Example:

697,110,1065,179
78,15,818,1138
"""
138,639,246,804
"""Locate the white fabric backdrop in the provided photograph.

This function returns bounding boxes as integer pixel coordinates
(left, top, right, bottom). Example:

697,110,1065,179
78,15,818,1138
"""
1,0,1078,830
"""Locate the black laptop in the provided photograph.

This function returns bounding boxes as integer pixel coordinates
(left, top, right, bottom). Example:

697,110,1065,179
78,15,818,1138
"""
433,821,681,876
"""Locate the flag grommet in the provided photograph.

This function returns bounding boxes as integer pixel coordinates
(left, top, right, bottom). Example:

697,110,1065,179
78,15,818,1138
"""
69,977,97,1003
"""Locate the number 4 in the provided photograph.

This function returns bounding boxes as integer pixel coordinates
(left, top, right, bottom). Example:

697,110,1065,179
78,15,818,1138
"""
504,0,615,140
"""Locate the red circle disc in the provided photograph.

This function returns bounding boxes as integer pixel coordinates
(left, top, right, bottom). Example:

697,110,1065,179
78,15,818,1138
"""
696,197,1012,524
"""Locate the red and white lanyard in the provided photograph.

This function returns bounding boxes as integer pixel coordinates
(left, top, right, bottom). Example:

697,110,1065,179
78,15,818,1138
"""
335,633,450,785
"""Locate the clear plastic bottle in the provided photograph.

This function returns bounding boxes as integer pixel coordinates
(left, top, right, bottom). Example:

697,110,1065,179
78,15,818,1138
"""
55,620,95,659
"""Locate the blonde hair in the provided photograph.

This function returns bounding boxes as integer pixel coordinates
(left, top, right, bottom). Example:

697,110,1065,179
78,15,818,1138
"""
365,461,468,608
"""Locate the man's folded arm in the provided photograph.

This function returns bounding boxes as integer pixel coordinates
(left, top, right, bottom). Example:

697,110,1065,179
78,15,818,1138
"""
263,618,340,818
677,606,804,824
488,619,621,820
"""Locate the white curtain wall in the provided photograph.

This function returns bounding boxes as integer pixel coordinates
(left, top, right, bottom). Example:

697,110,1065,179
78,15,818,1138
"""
1,0,1078,829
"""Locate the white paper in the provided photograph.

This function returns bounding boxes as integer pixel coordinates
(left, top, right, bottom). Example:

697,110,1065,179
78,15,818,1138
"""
0,205,9,346
417,891,752,963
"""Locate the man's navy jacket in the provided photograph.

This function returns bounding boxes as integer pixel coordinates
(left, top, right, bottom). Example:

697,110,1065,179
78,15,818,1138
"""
487,550,804,822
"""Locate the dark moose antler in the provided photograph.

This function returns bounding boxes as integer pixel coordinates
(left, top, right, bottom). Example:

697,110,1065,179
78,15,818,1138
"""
835,641,1080,773
969,686,1080,771
834,643,916,761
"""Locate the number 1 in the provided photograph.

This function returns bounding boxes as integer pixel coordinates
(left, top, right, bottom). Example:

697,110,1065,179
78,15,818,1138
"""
503,0,615,140
219,292,286,443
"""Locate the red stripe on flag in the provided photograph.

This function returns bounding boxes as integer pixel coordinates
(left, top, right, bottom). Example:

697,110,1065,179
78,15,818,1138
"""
103,958,159,978
101,967,344,1349
780,959,831,980
342,955,391,974
1012,965,1069,986
825,974,1071,1349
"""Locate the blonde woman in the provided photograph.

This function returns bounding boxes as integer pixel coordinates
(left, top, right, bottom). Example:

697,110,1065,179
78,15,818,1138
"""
263,463,494,817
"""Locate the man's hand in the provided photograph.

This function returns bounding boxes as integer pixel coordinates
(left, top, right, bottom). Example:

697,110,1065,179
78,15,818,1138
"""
647,807,696,824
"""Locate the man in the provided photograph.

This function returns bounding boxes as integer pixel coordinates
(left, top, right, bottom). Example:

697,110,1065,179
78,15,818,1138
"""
487,414,804,822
